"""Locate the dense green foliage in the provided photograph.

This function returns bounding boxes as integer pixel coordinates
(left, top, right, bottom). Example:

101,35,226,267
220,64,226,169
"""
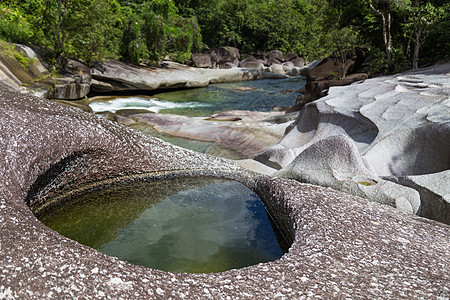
0,0,448,72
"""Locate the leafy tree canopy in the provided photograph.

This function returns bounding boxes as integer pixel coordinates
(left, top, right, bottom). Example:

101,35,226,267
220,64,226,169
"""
0,0,448,73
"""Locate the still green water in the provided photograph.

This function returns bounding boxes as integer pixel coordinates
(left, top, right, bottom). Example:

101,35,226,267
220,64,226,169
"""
39,177,285,273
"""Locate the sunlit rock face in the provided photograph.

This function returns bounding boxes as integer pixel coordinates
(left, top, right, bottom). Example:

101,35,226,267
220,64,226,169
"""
256,63,450,223
0,83,449,299
90,60,286,93
0,44,91,100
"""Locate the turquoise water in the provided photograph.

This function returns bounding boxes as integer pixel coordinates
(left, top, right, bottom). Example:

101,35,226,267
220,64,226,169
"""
39,177,285,273
89,77,305,117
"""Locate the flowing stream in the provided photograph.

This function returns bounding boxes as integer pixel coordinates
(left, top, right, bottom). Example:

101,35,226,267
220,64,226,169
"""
89,77,305,117
88,77,305,159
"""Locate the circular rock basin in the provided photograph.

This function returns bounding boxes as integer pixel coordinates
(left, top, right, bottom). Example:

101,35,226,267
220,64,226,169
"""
36,176,287,273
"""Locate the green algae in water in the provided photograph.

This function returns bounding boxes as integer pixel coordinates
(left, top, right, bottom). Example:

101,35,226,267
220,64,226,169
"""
39,177,285,273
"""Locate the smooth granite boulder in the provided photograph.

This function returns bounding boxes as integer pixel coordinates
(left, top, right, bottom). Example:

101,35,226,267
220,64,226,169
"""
0,83,449,299
291,57,306,67
90,60,286,93
256,63,450,222
127,110,290,159
276,135,421,214
393,171,450,224
269,63,286,75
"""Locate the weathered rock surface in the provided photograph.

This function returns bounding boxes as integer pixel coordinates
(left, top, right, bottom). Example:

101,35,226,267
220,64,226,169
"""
277,135,421,214
308,49,367,81
208,46,241,69
0,44,90,100
0,44,48,94
51,76,90,100
50,59,92,99
191,53,213,68
269,63,286,75
291,57,306,67
127,110,291,158
267,50,284,62
191,48,311,77
284,52,298,61
256,63,450,222
90,60,286,93
0,83,449,299
295,73,369,107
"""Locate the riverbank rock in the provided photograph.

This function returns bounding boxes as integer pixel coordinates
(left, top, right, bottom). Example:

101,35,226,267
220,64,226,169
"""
208,46,240,69
308,49,367,81
191,53,213,68
284,52,298,61
268,50,284,62
294,73,369,108
256,63,450,223
49,59,91,99
0,44,48,95
192,48,309,76
90,60,287,93
0,43,91,100
291,57,306,67
0,83,449,299
269,63,286,75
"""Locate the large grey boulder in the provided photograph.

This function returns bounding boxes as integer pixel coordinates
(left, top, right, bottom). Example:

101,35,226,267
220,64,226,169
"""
266,58,282,66
276,135,421,214
239,56,266,68
239,61,266,72
284,52,298,61
256,63,450,222
191,53,213,68
393,171,450,224
50,59,91,100
90,60,286,93
268,50,284,62
208,46,240,69
291,57,306,67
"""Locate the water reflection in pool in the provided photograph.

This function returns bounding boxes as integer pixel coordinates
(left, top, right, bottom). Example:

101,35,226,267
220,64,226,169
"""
39,177,286,273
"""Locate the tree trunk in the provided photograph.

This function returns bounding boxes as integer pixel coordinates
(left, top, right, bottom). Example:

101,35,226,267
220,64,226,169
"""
386,11,392,62
413,22,421,70
369,1,393,66
56,0,62,51
55,0,68,67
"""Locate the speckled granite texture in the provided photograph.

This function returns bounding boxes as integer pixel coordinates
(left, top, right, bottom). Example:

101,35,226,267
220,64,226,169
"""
0,84,449,299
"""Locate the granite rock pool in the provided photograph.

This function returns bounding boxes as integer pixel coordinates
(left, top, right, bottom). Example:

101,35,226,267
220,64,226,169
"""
36,177,287,273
